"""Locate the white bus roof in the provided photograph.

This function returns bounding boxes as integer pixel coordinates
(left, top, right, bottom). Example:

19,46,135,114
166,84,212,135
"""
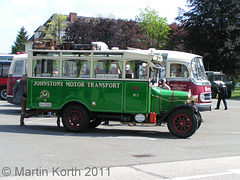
151,50,202,63
29,49,156,61
8,54,28,74
0,53,27,60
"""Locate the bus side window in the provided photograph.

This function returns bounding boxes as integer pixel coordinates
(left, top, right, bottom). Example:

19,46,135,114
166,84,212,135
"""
33,60,41,77
170,63,189,78
62,60,90,78
3,65,10,77
93,60,122,79
126,63,133,79
170,64,177,77
32,59,59,77
126,61,147,79
181,64,189,78
52,60,59,77
0,65,2,77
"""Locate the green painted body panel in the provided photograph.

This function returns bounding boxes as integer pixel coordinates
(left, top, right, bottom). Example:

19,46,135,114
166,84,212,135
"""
27,79,189,115
27,78,151,114
151,87,188,114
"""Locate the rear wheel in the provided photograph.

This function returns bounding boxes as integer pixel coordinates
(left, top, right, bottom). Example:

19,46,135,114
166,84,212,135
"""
62,105,89,132
0,87,7,100
167,109,198,138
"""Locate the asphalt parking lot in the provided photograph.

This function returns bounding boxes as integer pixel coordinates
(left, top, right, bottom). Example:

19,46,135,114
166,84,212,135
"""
0,98,240,179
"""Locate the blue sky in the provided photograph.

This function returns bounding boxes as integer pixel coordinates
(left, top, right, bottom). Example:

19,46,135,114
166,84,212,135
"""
0,0,187,53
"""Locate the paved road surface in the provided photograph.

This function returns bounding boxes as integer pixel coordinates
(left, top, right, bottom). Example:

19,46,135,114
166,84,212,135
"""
0,99,240,179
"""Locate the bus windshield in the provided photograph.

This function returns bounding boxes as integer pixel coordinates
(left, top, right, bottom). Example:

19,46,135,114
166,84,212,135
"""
191,58,207,80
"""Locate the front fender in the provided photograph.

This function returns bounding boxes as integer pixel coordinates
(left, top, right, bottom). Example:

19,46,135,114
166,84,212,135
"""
157,104,201,125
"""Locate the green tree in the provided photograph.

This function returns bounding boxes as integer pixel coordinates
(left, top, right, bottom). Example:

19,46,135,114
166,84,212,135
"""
11,26,28,54
44,13,67,43
66,17,150,49
164,23,186,51
135,6,171,49
177,0,240,78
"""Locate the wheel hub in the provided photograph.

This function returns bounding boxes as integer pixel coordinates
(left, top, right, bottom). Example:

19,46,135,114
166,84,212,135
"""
72,116,78,122
179,120,186,127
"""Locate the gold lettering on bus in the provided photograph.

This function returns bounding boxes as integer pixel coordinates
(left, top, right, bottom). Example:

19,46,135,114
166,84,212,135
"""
33,81,64,87
65,82,85,87
87,82,120,88
33,80,120,89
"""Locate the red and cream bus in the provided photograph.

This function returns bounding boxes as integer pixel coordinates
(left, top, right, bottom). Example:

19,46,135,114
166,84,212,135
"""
0,60,11,100
7,54,28,104
0,54,15,100
151,50,212,111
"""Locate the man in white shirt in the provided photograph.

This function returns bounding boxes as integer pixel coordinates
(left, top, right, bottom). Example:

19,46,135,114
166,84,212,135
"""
159,78,171,90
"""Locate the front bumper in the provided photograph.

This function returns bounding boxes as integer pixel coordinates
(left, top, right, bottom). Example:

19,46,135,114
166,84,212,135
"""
196,103,212,111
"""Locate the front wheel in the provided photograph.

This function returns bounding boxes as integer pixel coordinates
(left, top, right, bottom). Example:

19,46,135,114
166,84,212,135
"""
0,87,7,100
167,109,198,138
62,105,90,132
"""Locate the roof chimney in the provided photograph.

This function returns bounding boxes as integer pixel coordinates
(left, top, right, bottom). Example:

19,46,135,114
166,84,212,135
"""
69,12,77,23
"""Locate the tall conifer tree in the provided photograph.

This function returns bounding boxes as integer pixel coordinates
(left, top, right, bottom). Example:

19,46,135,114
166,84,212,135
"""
11,26,28,54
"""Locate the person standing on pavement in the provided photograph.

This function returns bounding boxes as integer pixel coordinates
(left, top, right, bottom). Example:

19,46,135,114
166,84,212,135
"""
13,74,28,126
215,81,228,110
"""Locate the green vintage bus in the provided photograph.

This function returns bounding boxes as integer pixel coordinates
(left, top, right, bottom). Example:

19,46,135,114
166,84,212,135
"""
25,49,202,138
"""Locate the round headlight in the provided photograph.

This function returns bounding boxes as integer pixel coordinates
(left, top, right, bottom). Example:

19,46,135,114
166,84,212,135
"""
135,114,145,123
200,93,205,102
191,95,198,102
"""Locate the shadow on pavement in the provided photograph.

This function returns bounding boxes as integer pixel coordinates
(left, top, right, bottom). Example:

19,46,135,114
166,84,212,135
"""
0,124,176,140
0,109,21,115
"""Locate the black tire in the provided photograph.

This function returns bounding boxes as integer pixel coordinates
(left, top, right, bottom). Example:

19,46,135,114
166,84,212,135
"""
197,117,202,129
167,109,198,138
62,105,90,132
0,87,7,100
88,118,102,128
